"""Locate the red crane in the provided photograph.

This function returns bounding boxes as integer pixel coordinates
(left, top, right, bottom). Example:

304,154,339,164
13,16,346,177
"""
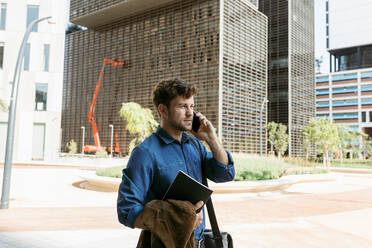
108,132,122,154
84,57,124,153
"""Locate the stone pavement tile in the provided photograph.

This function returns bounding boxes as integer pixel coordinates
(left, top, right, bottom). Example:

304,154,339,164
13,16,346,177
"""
0,207,121,232
0,168,118,208
210,186,372,226
221,220,372,248
0,229,140,248
308,208,372,243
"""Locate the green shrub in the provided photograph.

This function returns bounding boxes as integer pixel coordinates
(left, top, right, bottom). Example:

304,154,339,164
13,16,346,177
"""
68,139,78,154
284,157,318,167
96,165,125,178
96,155,328,181
330,159,372,169
95,147,108,158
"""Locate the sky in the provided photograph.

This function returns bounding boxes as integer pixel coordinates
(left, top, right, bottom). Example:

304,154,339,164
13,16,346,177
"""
314,0,329,74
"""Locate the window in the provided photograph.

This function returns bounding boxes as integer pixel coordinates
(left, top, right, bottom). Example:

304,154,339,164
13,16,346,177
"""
35,83,47,111
326,1,329,12
270,58,288,69
326,38,329,49
361,98,372,105
0,42,3,69
326,26,329,36
316,101,329,107
361,71,372,79
332,86,357,94
326,13,329,24
333,112,358,120
208,6,213,16
26,5,39,32
332,73,357,82
361,85,372,92
370,111,372,123
316,89,329,95
0,3,6,30
316,114,329,120
316,76,329,84
361,45,372,68
43,44,50,71
24,43,30,71
334,49,359,71
332,99,357,107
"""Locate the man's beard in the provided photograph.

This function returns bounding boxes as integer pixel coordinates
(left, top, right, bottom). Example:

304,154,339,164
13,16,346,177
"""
168,114,191,132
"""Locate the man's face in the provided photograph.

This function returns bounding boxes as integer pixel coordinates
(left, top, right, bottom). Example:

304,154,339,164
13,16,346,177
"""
165,95,194,132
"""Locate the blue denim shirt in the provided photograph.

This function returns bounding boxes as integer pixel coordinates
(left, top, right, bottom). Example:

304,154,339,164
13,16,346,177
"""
117,126,235,241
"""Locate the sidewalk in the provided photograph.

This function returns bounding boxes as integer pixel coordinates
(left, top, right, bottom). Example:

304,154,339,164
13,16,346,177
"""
1,155,127,169
1,164,372,247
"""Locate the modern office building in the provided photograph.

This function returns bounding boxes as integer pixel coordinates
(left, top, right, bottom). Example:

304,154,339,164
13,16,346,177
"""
63,0,268,155
316,0,372,137
316,70,372,137
0,0,66,161
259,0,315,156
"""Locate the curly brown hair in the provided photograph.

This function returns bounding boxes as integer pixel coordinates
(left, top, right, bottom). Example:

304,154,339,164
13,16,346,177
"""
152,78,198,109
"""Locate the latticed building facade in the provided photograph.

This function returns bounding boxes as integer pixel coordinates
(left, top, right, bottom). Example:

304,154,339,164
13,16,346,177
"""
63,0,267,155
259,0,315,156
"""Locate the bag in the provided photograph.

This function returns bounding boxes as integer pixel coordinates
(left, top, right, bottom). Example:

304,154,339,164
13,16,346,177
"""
190,139,234,248
202,229,233,248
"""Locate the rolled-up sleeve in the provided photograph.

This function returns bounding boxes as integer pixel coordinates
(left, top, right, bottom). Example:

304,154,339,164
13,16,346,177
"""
200,143,235,183
117,147,154,228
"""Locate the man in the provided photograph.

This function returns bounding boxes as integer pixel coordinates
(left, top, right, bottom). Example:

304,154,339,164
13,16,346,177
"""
117,78,235,247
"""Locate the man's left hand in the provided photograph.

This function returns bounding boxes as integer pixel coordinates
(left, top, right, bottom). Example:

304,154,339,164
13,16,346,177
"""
191,112,217,143
191,112,229,166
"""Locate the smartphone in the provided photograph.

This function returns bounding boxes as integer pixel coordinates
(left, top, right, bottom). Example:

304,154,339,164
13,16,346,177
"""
192,112,201,132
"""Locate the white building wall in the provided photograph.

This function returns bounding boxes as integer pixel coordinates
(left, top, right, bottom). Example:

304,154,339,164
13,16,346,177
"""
0,0,66,162
329,0,372,50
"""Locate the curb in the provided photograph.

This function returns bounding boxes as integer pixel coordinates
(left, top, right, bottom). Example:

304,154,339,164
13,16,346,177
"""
79,172,336,194
1,157,127,169
329,167,372,174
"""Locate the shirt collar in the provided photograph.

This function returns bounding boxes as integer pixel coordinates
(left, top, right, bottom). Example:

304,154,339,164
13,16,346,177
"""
156,126,191,144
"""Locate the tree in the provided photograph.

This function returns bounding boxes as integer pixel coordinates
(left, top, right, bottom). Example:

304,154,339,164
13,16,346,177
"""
265,121,278,154
120,102,158,154
301,127,312,161
336,124,352,166
0,99,8,112
265,122,288,159
304,118,339,169
273,123,288,159
361,137,372,159
68,139,78,154
315,56,324,74
349,131,368,159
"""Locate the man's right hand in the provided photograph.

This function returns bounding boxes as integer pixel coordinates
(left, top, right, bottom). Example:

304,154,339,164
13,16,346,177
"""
194,201,204,229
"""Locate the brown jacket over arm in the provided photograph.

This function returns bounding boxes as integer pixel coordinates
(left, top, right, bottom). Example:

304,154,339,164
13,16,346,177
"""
135,199,197,248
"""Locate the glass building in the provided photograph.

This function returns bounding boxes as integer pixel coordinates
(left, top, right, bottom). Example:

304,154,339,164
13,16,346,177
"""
63,0,268,155
259,0,315,156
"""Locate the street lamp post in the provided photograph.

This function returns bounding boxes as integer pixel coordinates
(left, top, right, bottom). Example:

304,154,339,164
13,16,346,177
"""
109,124,114,157
1,16,53,209
81,126,85,155
259,97,269,156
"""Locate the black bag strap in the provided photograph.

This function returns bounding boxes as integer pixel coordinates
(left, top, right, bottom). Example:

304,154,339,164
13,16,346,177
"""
190,138,224,247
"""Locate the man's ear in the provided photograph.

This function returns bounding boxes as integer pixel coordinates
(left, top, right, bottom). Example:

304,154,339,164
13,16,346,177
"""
158,104,168,119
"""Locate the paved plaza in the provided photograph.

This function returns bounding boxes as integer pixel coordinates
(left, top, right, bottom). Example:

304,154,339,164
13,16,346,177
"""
1,164,372,247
